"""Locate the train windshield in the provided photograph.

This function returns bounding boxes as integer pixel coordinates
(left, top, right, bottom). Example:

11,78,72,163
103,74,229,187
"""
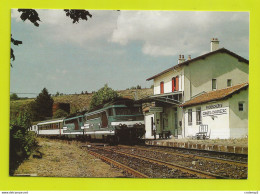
115,107,142,115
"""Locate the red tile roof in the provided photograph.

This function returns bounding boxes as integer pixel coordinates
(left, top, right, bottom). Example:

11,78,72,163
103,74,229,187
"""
180,82,248,108
146,48,249,81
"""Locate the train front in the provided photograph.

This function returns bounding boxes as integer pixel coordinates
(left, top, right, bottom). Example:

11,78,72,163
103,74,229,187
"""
110,102,145,143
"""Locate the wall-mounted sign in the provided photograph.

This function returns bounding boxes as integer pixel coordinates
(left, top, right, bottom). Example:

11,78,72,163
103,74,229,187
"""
206,103,222,110
202,108,227,117
150,107,163,112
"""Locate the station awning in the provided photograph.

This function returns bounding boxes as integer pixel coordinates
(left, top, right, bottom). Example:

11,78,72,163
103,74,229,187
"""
139,91,183,105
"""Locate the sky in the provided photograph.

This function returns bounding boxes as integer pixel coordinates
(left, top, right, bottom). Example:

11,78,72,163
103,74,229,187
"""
10,10,249,97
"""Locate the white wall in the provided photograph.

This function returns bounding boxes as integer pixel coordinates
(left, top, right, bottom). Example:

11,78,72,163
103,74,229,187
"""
154,68,184,95
184,100,230,139
144,113,155,139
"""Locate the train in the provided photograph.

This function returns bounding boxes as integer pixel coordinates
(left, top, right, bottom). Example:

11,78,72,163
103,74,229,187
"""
29,98,146,144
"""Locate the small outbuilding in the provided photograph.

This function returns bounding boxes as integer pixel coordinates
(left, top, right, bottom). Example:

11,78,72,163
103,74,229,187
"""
180,82,248,139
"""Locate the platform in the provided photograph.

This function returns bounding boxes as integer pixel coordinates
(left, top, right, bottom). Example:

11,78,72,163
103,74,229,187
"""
145,138,248,155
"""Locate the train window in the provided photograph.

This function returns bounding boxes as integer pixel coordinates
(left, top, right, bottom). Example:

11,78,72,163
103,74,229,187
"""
101,112,108,128
87,113,101,120
115,107,142,115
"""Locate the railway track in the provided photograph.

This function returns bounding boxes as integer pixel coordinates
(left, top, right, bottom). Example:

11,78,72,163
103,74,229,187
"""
118,145,248,168
145,144,248,163
85,144,226,179
87,149,148,178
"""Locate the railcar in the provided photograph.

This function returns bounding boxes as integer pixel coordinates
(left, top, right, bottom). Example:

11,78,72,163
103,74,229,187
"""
62,114,85,139
37,118,64,136
83,99,145,144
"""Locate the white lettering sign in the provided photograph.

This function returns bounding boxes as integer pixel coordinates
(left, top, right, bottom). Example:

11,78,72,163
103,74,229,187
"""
202,108,227,117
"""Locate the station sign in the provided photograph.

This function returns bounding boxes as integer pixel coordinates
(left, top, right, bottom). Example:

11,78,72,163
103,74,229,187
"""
149,107,163,112
206,103,222,110
202,107,228,117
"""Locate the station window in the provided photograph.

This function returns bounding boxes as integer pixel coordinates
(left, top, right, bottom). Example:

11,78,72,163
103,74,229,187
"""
188,109,192,126
196,107,202,125
212,79,217,90
239,102,245,111
227,79,232,87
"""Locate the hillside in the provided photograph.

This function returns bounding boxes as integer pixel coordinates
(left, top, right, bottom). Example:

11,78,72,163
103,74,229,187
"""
10,88,153,118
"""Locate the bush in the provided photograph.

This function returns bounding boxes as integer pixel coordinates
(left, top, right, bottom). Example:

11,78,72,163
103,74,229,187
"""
9,125,38,175
53,109,69,118
89,84,119,110
10,93,19,100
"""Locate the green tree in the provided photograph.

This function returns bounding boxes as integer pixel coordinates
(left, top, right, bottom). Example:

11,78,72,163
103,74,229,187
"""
9,107,37,175
53,109,69,118
10,93,19,100
31,88,54,121
89,84,119,110
136,85,142,89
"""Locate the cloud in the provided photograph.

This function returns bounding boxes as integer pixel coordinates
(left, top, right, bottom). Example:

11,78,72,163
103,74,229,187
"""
110,11,249,57
12,9,120,46
11,9,249,58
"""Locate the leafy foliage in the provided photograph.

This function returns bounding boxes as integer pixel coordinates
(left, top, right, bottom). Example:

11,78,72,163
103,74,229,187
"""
10,93,19,101
10,34,23,67
9,107,37,175
9,125,37,175
64,9,92,23
18,9,41,27
89,84,119,110
53,109,69,118
30,88,54,121
130,85,142,89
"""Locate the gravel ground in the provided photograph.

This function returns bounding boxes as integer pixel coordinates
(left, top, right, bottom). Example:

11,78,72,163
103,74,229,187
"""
115,147,247,179
14,138,125,177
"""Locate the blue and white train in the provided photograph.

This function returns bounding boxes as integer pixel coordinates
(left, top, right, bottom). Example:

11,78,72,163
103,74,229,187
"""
30,99,146,144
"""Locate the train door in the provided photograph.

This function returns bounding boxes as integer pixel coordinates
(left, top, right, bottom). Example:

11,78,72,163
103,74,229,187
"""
101,111,108,128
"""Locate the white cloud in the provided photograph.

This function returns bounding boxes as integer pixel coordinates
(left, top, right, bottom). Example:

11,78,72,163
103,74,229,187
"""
12,9,120,46
11,10,249,58
110,11,249,57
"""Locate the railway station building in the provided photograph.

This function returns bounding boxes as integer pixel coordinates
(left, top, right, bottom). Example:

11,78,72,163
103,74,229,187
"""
144,38,249,139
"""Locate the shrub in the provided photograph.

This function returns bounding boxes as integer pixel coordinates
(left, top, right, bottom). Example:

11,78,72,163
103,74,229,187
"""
89,84,119,110
53,109,69,118
9,125,38,175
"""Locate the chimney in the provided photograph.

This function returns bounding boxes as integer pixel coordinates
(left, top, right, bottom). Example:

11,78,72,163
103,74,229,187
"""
211,38,219,52
178,54,186,64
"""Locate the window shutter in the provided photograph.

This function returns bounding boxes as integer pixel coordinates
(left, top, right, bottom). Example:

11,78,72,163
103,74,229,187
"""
172,78,175,92
176,76,179,91
160,82,164,94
